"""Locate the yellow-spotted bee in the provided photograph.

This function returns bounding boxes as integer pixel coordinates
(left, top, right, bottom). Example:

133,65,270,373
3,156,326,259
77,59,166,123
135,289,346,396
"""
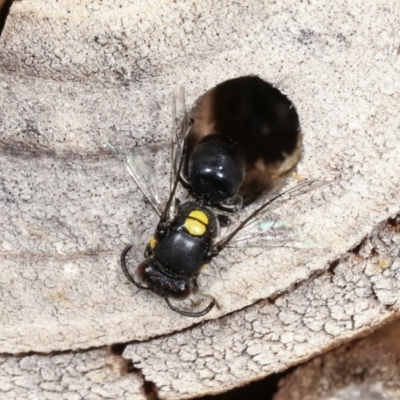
121,201,220,317
107,80,328,317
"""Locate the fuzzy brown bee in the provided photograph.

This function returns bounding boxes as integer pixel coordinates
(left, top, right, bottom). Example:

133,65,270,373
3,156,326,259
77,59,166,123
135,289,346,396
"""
184,75,302,206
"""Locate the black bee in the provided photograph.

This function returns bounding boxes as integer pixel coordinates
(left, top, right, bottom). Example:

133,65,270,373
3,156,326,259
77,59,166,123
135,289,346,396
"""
182,132,246,211
184,75,303,207
108,85,327,317
121,201,220,317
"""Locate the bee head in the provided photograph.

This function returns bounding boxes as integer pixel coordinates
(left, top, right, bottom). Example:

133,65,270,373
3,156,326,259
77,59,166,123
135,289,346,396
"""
137,258,193,300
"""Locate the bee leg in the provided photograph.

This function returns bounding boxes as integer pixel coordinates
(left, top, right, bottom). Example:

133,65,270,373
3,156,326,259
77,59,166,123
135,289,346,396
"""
218,194,243,213
165,296,216,317
217,214,231,227
174,197,181,207
200,292,221,310
192,276,200,291
120,245,149,290
179,170,191,188
205,247,220,262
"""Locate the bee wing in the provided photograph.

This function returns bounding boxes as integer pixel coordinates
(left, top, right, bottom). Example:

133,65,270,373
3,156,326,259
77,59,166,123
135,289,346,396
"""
215,180,331,251
103,89,189,222
222,216,319,249
105,128,164,217
170,87,188,190
161,87,189,220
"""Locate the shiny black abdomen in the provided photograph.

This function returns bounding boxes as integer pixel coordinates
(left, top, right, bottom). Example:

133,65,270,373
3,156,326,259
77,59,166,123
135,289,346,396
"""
155,231,208,277
186,133,245,205
186,76,302,205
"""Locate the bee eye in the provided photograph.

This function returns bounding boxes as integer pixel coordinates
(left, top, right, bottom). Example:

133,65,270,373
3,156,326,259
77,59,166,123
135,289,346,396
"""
136,260,152,284
174,283,192,300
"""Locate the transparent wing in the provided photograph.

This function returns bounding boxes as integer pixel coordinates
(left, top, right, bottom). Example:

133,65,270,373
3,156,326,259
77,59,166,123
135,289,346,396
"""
104,127,163,217
165,87,189,219
216,180,331,251
171,87,188,189
222,216,318,249
101,89,189,221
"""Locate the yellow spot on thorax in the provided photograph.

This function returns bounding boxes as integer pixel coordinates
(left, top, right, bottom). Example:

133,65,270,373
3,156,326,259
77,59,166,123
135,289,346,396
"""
184,210,209,236
188,210,209,225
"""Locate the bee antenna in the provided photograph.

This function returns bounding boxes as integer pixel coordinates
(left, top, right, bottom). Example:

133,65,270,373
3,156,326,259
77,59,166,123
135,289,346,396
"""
165,297,215,317
120,245,150,290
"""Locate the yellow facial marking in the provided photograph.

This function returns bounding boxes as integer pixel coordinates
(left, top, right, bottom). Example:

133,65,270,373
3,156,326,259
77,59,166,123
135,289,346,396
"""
149,237,157,249
188,210,209,225
184,219,206,236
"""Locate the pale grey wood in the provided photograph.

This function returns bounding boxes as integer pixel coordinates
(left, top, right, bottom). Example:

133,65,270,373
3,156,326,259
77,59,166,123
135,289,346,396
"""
274,319,400,400
0,349,146,399
124,217,400,398
0,0,399,398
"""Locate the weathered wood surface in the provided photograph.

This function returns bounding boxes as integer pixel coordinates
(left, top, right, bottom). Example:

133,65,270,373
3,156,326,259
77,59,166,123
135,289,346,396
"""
0,348,146,399
0,0,399,398
274,318,400,399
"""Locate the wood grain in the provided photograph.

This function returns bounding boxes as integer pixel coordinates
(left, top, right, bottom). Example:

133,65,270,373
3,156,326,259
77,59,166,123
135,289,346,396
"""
0,0,399,398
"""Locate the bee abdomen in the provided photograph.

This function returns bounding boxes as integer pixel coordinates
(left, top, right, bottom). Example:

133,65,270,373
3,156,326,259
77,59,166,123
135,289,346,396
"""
186,133,245,205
